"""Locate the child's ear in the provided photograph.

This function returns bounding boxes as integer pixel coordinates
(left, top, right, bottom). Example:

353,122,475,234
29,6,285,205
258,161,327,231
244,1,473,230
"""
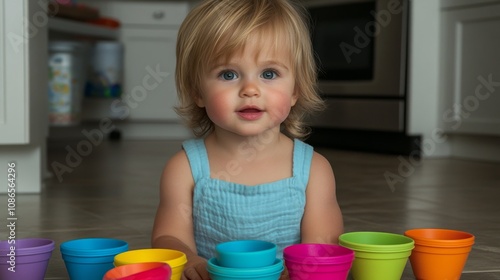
193,93,206,108
291,90,299,107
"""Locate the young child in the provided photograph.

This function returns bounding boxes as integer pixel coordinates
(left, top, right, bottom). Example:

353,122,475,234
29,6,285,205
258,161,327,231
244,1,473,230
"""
152,0,344,279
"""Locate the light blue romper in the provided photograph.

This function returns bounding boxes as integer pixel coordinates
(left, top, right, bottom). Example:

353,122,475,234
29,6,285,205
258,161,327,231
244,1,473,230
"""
182,138,313,259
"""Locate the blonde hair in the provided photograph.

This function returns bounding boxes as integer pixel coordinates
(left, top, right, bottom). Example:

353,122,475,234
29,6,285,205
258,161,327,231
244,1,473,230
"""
175,0,324,139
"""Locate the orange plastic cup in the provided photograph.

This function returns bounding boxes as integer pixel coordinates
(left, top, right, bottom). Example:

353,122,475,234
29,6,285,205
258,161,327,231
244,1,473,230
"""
404,228,474,280
103,262,171,280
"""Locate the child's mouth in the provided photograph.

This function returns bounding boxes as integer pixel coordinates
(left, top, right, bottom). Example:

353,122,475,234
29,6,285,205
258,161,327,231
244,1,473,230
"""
237,107,263,120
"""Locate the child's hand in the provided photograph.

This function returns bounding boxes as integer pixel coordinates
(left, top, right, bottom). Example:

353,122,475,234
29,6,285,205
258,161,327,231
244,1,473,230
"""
182,255,210,280
279,266,290,280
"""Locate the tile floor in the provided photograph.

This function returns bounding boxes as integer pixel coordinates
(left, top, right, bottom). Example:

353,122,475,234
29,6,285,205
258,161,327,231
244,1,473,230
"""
2,139,500,279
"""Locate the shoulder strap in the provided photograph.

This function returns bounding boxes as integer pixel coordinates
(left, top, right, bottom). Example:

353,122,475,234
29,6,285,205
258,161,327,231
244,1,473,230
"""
292,139,314,186
182,139,211,183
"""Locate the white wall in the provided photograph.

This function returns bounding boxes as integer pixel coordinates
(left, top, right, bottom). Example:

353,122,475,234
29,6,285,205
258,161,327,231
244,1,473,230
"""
408,0,500,161
407,0,451,158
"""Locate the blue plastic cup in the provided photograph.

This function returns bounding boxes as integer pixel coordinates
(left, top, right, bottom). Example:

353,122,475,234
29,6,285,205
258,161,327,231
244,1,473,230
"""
60,238,128,280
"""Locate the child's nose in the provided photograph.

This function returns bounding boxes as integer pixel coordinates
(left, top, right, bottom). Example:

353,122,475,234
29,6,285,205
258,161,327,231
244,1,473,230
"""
239,80,260,98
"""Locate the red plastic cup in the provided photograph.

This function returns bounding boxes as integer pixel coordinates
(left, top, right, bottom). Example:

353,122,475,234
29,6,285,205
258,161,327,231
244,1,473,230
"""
283,243,354,280
103,262,171,280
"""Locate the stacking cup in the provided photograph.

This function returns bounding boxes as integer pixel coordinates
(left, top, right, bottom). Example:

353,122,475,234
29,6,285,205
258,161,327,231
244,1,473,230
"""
103,262,171,280
283,243,354,280
0,238,55,280
216,240,277,268
405,228,475,280
114,248,187,280
207,257,283,280
339,232,414,280
60,238,128,280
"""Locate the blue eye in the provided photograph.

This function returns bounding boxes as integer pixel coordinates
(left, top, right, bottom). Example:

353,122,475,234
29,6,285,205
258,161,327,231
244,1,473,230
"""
219,71,238,80
262,70,277,79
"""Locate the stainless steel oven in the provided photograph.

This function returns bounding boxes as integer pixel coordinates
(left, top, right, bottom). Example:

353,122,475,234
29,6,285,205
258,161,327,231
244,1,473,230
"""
303,0,419,154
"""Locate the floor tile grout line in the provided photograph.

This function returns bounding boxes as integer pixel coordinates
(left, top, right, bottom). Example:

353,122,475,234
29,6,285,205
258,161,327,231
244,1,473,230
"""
463,270,500,273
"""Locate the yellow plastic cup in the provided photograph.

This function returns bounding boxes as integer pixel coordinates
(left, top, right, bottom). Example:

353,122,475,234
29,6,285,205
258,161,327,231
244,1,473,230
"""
114,249,187,280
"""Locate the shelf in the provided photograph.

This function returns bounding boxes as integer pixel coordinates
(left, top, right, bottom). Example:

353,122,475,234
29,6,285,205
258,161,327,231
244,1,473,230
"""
48,17,119,39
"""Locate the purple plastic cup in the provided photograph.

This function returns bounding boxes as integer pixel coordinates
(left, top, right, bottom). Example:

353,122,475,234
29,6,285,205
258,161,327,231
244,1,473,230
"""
0,238,55,280
283,243,354,280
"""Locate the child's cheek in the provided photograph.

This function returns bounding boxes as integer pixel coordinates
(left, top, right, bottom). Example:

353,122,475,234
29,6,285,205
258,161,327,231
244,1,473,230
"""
272,103,293,124
205,99,229,125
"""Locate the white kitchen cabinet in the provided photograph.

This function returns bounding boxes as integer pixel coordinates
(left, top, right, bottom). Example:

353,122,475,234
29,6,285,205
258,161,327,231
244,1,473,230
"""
80,1,189,122
441,0,500,9
1,0,48,193
119,27,178,120
0,0,30,144
440,1,500,135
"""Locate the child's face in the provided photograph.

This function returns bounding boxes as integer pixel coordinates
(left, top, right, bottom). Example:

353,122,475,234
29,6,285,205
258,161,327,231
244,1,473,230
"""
197,36,297,137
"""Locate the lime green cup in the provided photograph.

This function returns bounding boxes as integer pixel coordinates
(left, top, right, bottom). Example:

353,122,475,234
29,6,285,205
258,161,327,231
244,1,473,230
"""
339,232,414,280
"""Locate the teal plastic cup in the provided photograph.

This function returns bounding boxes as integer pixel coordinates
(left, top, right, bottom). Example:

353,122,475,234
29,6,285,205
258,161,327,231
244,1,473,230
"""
339,232,414,280
60,238,128,280
207,258,283,280
216,240,277,268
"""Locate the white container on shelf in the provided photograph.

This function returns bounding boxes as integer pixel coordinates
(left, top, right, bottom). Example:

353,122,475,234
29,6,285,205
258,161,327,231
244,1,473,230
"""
48,41,88,126
85,41,123,98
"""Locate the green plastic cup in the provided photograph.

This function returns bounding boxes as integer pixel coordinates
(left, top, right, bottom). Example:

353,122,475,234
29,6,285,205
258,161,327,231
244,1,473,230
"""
339,232,414,280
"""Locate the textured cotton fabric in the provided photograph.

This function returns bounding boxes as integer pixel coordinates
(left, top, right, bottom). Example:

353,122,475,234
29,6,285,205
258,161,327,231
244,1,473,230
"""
182,138,313,259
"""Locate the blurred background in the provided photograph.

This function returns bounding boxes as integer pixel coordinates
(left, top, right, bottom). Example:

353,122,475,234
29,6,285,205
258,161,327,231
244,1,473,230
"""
1,0,500,279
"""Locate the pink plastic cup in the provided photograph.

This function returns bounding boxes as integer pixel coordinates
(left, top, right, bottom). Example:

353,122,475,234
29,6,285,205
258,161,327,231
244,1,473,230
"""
283,243,354,280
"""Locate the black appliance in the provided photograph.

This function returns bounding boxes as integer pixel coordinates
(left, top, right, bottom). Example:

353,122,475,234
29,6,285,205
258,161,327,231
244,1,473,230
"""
304,0,421,155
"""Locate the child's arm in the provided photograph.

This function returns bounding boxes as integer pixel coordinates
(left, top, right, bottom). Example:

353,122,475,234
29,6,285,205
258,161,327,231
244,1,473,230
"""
151,150,210,280
300,152,344,244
